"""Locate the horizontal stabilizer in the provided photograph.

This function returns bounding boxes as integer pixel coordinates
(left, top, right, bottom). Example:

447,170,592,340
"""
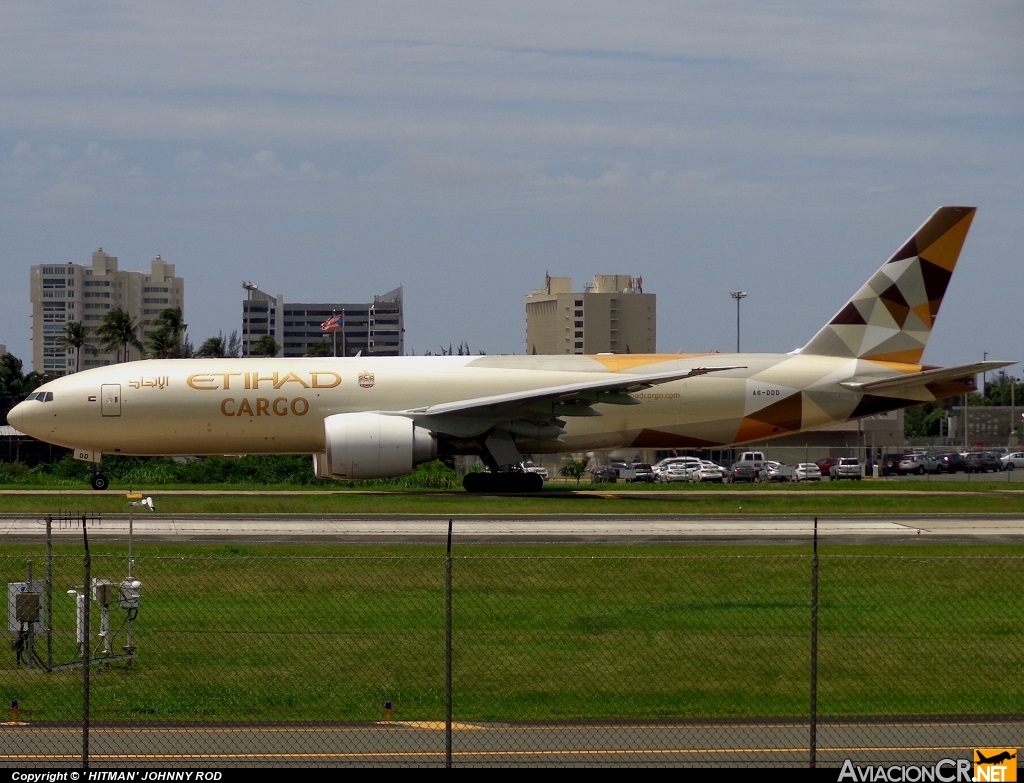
840,360,1015,394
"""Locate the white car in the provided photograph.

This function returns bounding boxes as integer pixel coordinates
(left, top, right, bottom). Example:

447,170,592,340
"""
653,457,702,481
1000,452,1024,471
758,461,796,482
794,463,822,481
689,461,725,483
520,461,548,479
660,463,694,482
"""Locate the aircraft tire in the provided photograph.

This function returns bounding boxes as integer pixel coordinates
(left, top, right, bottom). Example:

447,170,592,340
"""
462,471,543,494
91,473,109,491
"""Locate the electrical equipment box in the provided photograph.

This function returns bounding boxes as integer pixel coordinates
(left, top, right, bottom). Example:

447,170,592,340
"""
16,592,41,623
92,578,112,607
7,582,43,632
119,579,142,610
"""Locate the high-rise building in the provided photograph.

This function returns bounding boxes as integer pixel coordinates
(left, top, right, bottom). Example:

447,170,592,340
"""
525,274,655,355
242,284,404,357
29,249,184,375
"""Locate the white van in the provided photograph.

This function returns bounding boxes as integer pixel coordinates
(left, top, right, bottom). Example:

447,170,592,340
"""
732,451,767,470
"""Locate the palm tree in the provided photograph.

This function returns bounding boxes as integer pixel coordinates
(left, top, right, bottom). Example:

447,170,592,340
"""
196,334,227,358
250,335,280,357
225,331,242,358
96,307,146,362
55,321,91,373
149,307,189,358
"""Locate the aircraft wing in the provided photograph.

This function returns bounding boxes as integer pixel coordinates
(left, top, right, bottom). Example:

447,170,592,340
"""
840,360,1015,394
404,364,743,426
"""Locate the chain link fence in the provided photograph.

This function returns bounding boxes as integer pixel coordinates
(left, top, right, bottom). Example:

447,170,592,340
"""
2,529,1022,768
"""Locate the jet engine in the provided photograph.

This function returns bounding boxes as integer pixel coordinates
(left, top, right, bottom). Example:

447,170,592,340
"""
313,412,437,480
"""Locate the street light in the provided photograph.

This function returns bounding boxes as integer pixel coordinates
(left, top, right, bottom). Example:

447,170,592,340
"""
730,291,747,352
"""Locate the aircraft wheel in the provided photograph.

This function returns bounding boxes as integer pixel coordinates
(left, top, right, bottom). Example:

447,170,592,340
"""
90,473,109,491
463,471,542,494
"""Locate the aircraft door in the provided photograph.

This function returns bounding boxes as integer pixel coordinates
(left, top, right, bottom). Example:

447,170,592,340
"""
101,384,121,417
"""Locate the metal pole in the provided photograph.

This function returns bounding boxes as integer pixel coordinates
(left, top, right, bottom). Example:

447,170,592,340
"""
730,291,746,352
445,518,453,769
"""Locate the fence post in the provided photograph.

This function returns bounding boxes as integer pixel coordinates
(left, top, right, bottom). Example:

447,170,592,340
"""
810,516,819,768
445,518,453,769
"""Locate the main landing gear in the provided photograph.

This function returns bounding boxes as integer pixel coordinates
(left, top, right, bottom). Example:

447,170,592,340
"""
462,470,544,494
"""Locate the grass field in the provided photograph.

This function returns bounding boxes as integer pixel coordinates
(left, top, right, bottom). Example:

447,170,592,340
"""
3,478,1024,517
3,540,1022,723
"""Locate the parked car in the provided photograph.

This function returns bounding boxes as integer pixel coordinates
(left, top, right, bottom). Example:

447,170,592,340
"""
520,461,549,480
689,461,725,483
624,462,655,483
815,457,842,478
589,465,619,483
728,464,760,483
758,461,795,483
654,456,702,482
897,454,940,475
830,458,863,480
965,451,1002,473
877,453,904,477
660,463,694,482
1001,452,1024,470
794,463,822,482
935,452,967,473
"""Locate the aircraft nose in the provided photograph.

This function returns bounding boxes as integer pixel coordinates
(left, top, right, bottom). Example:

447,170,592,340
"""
8,400,28,431
8,398,42,437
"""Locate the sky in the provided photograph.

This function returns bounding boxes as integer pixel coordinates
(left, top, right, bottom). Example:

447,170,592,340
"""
2,1,1022,374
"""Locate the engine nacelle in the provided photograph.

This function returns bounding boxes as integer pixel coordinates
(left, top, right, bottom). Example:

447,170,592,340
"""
313,412,437,480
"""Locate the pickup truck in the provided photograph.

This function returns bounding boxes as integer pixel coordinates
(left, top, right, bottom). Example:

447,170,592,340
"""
620,463,656,483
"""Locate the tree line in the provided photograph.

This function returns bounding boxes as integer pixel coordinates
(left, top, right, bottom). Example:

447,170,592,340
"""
55,305,247,368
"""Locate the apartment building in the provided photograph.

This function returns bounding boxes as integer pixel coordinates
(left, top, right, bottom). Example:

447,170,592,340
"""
525,274,655,355
29,249,184,375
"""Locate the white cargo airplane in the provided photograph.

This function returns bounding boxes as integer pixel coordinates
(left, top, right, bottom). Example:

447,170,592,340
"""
9,206,1013,492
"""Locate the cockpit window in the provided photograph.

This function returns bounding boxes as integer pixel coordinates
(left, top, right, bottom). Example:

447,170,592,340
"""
26,391,53,402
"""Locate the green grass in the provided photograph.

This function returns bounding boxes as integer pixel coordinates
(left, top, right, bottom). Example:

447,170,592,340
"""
3,480,1024,516
3,542,1022,723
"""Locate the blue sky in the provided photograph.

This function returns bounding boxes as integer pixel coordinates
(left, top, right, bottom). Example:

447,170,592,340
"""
2,1,1021,372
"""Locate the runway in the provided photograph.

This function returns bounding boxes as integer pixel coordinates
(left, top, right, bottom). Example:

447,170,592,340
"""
2,512,1023,544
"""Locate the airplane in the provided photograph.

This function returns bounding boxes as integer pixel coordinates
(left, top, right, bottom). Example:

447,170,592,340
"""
8,205,1015,493
976,751,1016,765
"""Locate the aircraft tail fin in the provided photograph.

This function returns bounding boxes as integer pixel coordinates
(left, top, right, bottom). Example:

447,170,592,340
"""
799,206,976,363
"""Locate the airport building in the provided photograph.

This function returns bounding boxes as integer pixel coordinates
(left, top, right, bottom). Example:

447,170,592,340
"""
242,283,404,357
29,250,184,375
525,274,655,355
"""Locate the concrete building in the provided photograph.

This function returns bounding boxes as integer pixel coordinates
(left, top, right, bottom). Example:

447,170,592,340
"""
242,284,404,358
525,274,655,355
29,250,184,375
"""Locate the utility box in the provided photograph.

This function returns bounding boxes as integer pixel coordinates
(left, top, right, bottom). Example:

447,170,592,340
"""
7,582,43,632
92,578,112,607
16,592,41,623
